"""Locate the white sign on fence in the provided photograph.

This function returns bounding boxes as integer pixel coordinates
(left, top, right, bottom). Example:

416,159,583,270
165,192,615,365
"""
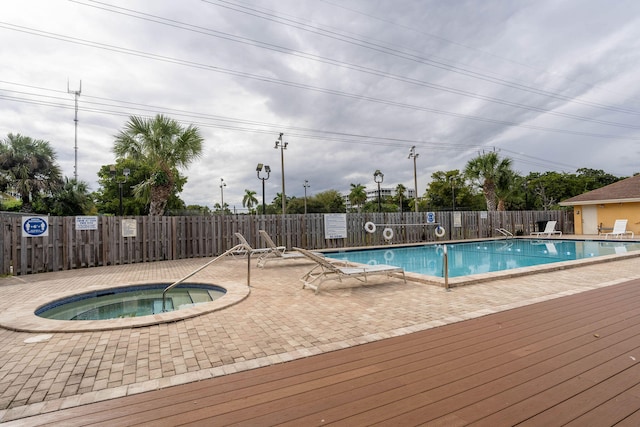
22,216,49,237
453,212,462,228
324,213,347,239
75,216,98,230
122,219,137,237
426,212,436,224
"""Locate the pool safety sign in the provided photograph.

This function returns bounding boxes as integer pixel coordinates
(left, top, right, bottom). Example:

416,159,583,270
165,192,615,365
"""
122,219,137,237
22,216,49,237
453,212,462,228
324,213,347,239
426,212,436,224
75,216,98,230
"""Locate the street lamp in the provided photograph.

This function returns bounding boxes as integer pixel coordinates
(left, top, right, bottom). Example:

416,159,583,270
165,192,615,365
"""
373,169,384,213
256,163,271,214
303,180,310,214
220,178,226,212
110,165,130,216
274,133,287,215
408,146,419,212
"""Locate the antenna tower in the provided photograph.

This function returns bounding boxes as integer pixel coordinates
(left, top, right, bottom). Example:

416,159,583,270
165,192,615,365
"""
67,80,82,181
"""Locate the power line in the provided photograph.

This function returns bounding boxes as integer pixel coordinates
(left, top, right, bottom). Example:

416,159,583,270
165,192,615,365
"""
201,0,640,115
1,23,639,144
0,80,583,172
70,0,640,130
319,0,640,107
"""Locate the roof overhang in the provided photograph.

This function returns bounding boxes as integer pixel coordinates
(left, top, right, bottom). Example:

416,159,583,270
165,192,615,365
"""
560,198,640,207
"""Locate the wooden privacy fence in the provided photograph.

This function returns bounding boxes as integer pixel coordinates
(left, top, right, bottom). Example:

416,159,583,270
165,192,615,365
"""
0,211,572,275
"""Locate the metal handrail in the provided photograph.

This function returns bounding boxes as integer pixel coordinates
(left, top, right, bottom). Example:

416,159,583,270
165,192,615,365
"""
495,228,514,238
162,243,251,312
442,244,449,291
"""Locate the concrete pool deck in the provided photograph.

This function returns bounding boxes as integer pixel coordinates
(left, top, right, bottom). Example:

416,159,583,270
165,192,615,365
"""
1,237,640,422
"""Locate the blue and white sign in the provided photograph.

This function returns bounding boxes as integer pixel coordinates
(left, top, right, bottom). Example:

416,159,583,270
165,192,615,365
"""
426,212,436,224
22,216,49,237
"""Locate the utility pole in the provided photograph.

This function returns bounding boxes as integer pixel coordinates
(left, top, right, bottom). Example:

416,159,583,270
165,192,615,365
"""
67,80,82,181
408,146,419,212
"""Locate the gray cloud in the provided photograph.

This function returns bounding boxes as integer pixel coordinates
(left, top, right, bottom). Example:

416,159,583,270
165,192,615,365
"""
2,0,639,210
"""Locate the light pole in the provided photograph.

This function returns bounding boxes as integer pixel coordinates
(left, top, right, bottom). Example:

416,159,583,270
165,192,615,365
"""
303,180,310,214
220,178,226,213
408,146,419,212
256,163,270,214
373,169,384,213
274,133,287,215
110,165,130,216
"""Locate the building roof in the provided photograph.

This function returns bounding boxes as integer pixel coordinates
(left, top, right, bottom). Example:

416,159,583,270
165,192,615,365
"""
560,174,640,206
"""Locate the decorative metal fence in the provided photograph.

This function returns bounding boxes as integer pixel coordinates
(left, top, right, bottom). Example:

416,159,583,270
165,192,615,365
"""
0,211,572,275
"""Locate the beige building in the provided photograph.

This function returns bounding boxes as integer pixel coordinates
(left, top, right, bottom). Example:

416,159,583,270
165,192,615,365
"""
560,174,640,235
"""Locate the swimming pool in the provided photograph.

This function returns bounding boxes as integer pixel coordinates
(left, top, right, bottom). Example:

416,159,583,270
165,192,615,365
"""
325,239,640,281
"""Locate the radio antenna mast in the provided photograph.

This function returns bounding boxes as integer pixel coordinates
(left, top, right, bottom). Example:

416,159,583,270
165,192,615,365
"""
67,79,82,181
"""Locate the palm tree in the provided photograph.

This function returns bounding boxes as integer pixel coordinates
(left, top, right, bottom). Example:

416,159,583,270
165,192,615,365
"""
0,133,63,212
113,115,203,216
213,202,230,214
464,151,513,211
496,169,516,211
242,189,258,213
48,177,94,215
395,183,407,212
349,183,367,212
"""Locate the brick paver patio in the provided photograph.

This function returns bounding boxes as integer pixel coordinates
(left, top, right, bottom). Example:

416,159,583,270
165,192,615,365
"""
1,244,640,422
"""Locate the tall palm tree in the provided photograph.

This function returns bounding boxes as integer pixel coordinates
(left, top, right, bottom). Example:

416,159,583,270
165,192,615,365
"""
349,183,367,212
242,189,258,213
113,115,203,216
496,169,516,211
464,151,513,211
0,133,63,212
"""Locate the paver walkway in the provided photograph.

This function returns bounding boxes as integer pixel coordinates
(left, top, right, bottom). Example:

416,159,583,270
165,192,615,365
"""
1,250,640,422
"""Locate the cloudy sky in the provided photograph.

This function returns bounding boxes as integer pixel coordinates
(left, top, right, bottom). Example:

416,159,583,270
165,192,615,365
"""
2,0,640,211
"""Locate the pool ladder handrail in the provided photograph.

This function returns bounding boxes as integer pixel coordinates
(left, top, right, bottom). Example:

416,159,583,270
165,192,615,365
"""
495,228,514,239
162,243,252,312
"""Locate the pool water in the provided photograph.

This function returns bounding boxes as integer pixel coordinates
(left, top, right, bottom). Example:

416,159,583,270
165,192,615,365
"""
325,239,640,278
36,284,226,320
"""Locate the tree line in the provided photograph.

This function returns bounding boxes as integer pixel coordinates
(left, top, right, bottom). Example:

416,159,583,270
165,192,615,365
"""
0,115,630,216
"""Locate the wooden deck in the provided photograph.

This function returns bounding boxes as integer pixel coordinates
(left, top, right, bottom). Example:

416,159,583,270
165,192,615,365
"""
10,279,640,426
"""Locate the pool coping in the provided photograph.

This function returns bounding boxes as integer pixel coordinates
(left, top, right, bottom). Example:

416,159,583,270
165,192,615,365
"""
0,279,250,333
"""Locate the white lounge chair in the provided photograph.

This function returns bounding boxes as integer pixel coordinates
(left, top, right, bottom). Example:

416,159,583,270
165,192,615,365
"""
232,232,273,257
293,247,406,294
530,220,562,237
257,230,305,267
603,219,634,239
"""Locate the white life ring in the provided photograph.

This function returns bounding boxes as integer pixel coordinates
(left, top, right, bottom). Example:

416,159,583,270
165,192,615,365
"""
435,226,446,237
364,221,376,233
382,227,394,241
